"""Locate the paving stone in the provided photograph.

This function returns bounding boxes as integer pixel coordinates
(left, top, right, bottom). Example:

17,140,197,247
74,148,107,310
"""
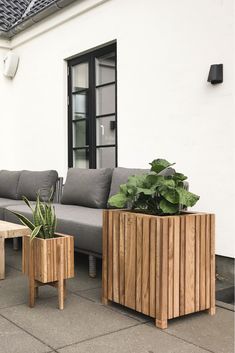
66,268,101,293
57,323,209,353
0,315,51,353
165,307,234,353
76,287,150,323
0,272,56,309
0,294,139,350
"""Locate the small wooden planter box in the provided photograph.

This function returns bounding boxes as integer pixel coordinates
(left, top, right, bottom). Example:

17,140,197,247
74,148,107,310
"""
23,233,74,309
102,210,215,329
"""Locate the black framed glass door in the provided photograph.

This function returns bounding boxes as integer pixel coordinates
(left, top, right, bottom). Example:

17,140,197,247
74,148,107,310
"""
68,43,117,168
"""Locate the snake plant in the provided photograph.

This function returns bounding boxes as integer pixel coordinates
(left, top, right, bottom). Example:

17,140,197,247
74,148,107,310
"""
11,190,57,240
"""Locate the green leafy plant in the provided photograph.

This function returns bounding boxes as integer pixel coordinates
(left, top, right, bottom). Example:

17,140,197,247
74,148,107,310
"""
11,190,57,240
108,159,200,215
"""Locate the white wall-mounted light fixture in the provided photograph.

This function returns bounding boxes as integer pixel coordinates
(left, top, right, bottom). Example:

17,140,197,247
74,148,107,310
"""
3,51,19,78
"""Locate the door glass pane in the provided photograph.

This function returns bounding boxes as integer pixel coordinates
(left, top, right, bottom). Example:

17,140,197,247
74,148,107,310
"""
96,147,115,168
96,84,115,116
96,116,115,146
96,52,115,86
72,63,89,92
72,93,87,120
73,149,89,168
73,120,88,148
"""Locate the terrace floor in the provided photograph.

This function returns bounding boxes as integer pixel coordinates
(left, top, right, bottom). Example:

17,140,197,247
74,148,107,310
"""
0,240,234,353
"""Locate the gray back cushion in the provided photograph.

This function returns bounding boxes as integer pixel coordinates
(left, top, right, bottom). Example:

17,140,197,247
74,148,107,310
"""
0,170,21,199
61,168,113,208
108,167,149,201
17,170,58,201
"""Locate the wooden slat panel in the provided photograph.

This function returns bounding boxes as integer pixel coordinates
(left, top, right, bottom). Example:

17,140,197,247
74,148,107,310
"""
210,214,216,311
102,210,108,303
149,218,156,317
108,212,113,300
200,214,206,310
205,214,211,308
119,213,125,305
113,212,120,303
173,217,180,317
179,216,185,315
142,217,150,315
160,218,168,323
42,238,47,282
155,218,161,320
124,213,136,310
136,215,143,312
168,217,174,319
195,215,200,311
185,215,196,314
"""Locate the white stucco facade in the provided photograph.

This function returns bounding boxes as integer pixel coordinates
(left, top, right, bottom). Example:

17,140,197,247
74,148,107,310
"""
0,0,234,257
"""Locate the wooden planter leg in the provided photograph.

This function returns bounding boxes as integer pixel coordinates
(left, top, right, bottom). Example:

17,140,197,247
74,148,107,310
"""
29,240,35,308
0,237,5,280
58,243,64,310
155,319,168,329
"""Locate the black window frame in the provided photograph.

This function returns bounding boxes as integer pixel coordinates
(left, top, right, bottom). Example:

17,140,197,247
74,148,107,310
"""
67,42,117,169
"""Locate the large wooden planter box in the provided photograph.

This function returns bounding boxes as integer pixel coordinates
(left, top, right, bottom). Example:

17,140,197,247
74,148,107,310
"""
22,233,74,309
102,210,215,329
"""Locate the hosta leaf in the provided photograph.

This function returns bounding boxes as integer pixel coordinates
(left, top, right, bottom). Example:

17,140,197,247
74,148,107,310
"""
176,187,200,207
173,173,188,181
108,193,128,208
127,174,146,188
146,174,164,187
150,159,175,174
159,199,179,214
136,187,156,195
159,187,179,204
119,184,128,195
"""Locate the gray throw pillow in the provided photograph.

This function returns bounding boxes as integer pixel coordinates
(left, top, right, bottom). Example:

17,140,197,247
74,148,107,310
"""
0,170,21,199
61,168,113,208
17,170,58,201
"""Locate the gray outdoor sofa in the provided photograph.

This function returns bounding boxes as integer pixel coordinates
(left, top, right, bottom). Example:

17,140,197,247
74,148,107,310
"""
0,167,148,277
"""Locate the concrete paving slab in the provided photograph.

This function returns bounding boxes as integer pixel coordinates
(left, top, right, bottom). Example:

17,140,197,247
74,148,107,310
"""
165,307,234,353
0,315,51,353
66,268,101,292
5,249,22,271
0,273,56,309
0,294,140,350
57,323,209,353
76,287,150,323
4,265,22,278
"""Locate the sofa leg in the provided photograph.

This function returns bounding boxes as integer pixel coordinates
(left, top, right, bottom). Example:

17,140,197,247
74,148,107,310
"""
13,238,19,251
89,255,97,278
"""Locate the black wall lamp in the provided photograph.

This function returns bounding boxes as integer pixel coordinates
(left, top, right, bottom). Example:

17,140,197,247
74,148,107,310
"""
207,64,223,84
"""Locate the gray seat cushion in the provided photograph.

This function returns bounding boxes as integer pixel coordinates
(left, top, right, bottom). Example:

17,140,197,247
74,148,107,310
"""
61,168,113,209
0,198,25,219
17,170,58,201
0,170,21,200
5,203,103,255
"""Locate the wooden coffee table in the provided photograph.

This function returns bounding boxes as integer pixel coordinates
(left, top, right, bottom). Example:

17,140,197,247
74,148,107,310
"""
0,220,30,279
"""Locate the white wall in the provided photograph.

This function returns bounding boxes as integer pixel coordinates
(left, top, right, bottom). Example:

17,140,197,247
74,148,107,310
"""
0,0,234,257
